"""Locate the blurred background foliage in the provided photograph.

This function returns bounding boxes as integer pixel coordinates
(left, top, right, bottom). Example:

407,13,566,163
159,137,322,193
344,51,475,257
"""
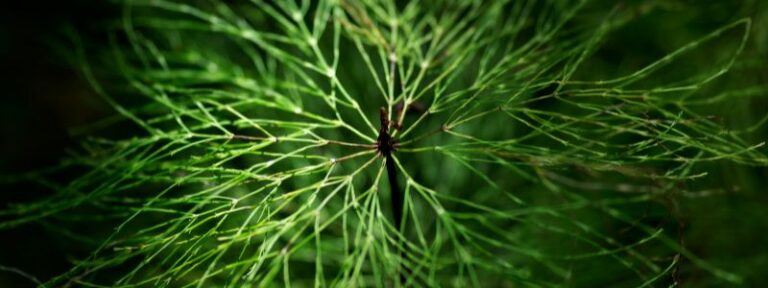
1,0,767,287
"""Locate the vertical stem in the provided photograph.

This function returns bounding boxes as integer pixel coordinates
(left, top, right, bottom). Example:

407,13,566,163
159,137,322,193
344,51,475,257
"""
378,107,406,285
386,153,406,285
386,154,402,231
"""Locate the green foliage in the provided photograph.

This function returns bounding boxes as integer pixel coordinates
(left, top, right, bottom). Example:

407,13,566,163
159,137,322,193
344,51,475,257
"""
2,0,767,287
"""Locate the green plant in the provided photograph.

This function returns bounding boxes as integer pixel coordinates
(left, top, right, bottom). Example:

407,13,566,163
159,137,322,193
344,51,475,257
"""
2,0,767,287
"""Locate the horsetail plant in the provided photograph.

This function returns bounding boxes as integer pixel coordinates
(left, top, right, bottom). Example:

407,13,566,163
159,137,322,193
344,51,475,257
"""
2,0,767,287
